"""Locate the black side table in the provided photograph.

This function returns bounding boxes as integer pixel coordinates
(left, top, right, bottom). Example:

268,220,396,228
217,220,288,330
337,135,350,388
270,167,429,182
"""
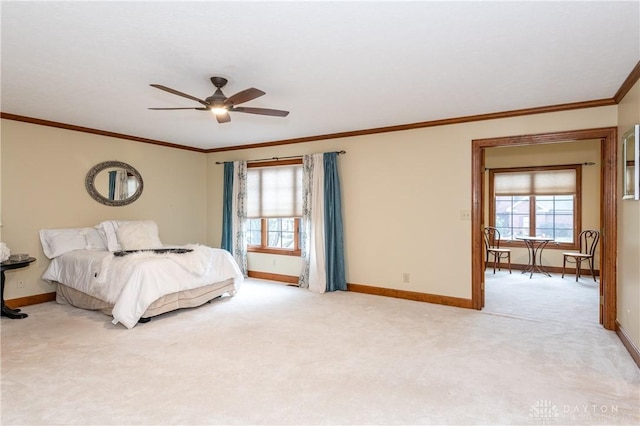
1,257,36,319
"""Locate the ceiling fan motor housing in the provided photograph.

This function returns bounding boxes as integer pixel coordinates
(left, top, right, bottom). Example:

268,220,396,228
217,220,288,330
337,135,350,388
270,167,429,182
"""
206,89,227,107
207,77,229,107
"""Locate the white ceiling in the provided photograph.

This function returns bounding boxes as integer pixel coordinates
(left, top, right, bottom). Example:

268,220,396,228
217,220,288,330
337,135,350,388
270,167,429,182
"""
1,1,639,151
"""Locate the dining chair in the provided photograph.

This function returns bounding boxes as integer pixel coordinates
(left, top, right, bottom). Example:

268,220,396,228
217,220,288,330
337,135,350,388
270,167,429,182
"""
482,227,511,274
562,229,600,282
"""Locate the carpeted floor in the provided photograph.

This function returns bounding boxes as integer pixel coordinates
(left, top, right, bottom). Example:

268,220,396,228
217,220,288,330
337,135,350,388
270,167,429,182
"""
1,277,639,425
483,269,600,326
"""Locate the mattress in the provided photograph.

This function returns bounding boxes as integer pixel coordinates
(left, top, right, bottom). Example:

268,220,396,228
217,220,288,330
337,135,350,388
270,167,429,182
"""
55,278,235,320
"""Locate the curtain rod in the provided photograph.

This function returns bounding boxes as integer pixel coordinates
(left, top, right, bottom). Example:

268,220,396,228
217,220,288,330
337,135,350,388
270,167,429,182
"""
215,150,346,165
484,162,596,171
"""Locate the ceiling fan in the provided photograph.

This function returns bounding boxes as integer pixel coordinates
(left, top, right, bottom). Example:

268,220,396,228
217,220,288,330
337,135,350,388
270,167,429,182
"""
149,76,289,123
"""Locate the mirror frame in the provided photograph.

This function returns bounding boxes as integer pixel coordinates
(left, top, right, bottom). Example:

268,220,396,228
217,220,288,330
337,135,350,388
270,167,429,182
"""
622,124,640,200
85,161,144,206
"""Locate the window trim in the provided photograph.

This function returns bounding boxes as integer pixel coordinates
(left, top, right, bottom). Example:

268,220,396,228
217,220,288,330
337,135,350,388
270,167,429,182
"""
488,164,582,250
246,158,304,257
247,158,302,168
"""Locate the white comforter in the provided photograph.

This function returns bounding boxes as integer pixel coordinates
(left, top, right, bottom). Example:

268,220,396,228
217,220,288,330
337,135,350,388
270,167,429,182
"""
42,245,243,328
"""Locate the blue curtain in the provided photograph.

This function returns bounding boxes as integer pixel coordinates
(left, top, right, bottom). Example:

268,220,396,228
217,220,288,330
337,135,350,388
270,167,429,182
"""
221,162,234,252
108,171,116,200
323,152,346,291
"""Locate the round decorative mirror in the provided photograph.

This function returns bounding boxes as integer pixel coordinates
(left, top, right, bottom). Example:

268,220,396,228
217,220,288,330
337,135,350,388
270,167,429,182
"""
85,161,143,206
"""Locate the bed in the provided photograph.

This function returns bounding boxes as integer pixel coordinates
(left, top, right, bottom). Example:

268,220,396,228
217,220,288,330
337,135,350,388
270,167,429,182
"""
39,220,243,328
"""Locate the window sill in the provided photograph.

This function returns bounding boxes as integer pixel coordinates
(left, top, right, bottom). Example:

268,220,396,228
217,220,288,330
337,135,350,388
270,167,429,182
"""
500,241,577,251
248,247,302,257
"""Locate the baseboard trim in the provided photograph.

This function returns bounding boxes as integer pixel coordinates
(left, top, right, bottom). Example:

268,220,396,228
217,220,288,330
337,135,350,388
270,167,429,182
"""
247,273,473,309
247,270,299,285
347,283,473,309
5,292,56,309
616,320,640,369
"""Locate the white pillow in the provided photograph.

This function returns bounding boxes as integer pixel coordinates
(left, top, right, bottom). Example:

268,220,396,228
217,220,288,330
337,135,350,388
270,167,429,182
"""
116,221,163,251
82,228,107,251
39,228,89,259
95,220,122,251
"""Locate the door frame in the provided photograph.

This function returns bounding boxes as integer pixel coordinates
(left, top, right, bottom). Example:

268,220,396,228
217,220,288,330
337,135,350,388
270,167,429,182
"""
471,127,618,330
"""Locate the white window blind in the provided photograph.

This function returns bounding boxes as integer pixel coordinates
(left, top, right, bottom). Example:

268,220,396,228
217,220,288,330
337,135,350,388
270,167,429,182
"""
494,169,577,196
247,165,303,218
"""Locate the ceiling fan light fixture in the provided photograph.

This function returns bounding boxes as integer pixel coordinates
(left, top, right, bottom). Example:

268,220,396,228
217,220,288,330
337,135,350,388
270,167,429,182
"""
211,107,228,115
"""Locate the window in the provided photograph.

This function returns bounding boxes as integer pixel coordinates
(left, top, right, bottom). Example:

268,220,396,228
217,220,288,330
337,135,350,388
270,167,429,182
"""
247,217,301,255
489,165,581,249
246,159,302,256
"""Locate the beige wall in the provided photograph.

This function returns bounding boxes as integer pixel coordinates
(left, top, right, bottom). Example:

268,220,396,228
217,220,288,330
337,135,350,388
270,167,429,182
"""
1,120,208,300
207,106,617,299
484,140,602,269
617,79,640,349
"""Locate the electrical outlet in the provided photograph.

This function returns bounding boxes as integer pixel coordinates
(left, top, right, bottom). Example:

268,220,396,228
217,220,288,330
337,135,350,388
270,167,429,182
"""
17,280,24,288
460,210,471,221
402,273,410,283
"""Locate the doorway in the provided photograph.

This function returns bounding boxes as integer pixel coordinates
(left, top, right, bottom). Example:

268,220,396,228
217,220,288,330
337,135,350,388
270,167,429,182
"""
471,127,618,330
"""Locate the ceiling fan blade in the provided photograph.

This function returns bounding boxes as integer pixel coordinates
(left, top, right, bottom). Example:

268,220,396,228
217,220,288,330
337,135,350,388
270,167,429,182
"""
148,107,207,110
231,106,289,117
224,88,265,106
150,84,208,106
216,111,231,123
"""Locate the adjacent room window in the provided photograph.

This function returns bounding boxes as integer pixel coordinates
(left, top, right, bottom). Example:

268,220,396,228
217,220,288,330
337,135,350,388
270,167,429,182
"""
246,159,302,256
489,165,581,249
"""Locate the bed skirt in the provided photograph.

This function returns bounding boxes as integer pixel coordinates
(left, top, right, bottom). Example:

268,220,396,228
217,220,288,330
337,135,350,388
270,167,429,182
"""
55,279,236,321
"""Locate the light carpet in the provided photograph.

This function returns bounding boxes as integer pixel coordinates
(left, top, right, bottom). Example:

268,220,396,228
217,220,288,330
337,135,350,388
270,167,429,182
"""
1,277,639,425
483,269,601,326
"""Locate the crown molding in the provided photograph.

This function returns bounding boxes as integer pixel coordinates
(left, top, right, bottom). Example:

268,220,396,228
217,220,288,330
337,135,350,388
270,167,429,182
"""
614,60,640,103
204,98,615,153
0,112,207,153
